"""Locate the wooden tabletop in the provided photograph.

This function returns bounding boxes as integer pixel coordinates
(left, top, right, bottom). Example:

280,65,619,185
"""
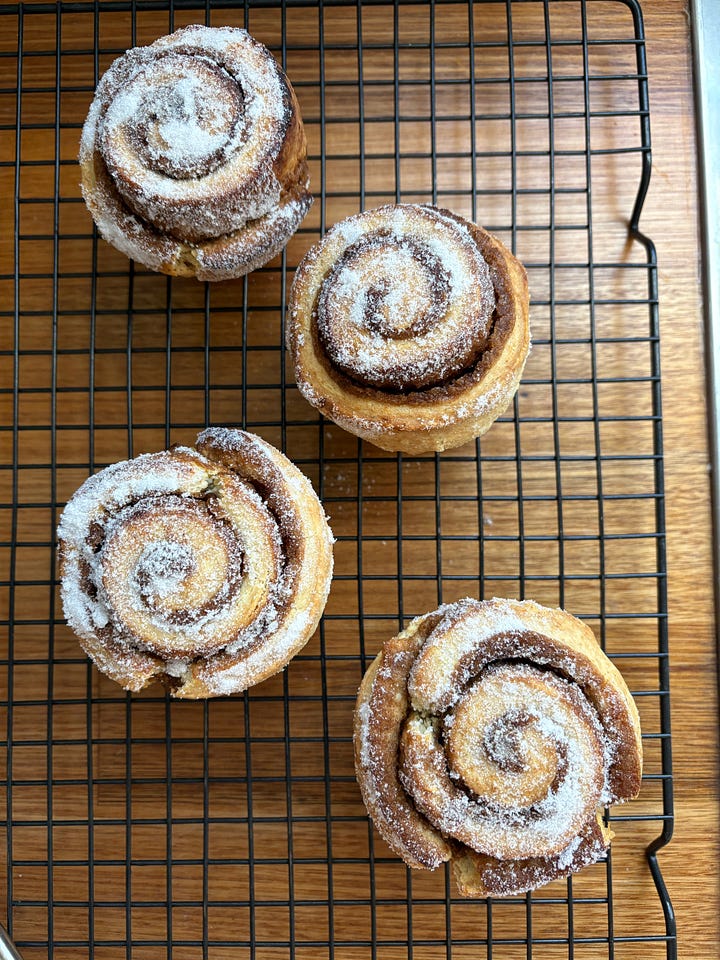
641,3,720,955
1,2,717,958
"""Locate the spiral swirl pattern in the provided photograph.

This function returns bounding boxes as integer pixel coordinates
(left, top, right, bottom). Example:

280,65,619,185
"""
58,429,333,698
354,598,642,897
288,204,530,453
80,25,312,280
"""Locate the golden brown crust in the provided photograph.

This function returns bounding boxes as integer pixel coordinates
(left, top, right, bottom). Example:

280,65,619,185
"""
287,204,530,453
57,429,333,698
79,25,312,281
353,614,452,870
452,814,614,898
352,598,642,897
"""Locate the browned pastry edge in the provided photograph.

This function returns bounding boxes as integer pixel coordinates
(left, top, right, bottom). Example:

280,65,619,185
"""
452,814,613,898
353,612,452,870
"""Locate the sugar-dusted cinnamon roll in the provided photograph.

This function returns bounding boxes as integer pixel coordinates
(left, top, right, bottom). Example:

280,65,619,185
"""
287,204,530,453
354,598,642,897
58,429,333,697
80,25,312,280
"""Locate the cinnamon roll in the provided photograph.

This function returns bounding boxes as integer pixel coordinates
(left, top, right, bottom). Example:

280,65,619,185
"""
80,25,312,280
57,429,333,697
287,204,530,453
353,598,642,897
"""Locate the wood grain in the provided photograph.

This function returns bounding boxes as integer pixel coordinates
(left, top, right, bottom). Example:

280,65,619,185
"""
0,2,716,959
641,4,720,956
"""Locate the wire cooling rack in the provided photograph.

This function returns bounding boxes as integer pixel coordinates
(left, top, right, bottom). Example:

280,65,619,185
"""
0,1,675,957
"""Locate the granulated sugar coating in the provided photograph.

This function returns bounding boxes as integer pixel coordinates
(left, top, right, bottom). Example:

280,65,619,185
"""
315,208,495,390
57,430,333,698
80,24,312,280
353,597,643,897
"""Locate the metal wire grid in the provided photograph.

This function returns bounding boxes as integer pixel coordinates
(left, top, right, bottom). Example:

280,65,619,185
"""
0,0,675,957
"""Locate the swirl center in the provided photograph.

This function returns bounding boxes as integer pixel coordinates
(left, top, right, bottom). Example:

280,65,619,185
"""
399,661,606,861
333,238,448,341
481,711,532,774
99,494,246,656
315,208,496,391
446,681,563,809
134,539,196,602
102,53,245,180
